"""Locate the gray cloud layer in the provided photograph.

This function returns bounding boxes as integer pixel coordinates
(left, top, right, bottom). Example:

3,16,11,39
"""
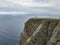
0,0,60,14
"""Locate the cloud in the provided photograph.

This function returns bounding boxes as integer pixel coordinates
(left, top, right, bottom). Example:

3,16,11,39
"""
0,11,29,14
0,0,60,14
6,0,52,7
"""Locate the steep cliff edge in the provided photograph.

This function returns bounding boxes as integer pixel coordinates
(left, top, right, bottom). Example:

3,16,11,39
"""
19,18,60,45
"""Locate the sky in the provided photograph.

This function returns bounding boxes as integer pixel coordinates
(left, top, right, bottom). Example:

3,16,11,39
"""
0,0,60,14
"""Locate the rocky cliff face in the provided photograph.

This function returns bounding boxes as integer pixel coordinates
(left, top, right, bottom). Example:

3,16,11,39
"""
19,18,60,45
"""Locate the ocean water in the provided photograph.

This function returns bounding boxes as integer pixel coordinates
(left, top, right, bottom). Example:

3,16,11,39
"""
0,14,60,45
0,15,25,45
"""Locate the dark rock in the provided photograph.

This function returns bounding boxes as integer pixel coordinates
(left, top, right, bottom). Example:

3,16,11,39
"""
19,18,60,45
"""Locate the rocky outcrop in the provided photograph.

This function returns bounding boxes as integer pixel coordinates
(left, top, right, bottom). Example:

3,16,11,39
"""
19,18,60,45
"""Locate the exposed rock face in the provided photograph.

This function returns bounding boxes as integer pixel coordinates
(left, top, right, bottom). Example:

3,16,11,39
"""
19,18,60,45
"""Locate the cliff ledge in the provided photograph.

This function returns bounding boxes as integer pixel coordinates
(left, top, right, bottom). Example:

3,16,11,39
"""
19,18,60,45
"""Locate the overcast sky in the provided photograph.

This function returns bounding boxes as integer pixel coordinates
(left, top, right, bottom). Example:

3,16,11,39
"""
0,0,60,14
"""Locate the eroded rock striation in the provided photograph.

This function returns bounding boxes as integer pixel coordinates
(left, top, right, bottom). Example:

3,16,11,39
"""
19,18,60,45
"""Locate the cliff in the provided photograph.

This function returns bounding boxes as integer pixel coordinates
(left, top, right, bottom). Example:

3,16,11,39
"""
19,18,60,45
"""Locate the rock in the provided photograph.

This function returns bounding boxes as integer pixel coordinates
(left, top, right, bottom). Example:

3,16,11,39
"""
19,18,60,45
